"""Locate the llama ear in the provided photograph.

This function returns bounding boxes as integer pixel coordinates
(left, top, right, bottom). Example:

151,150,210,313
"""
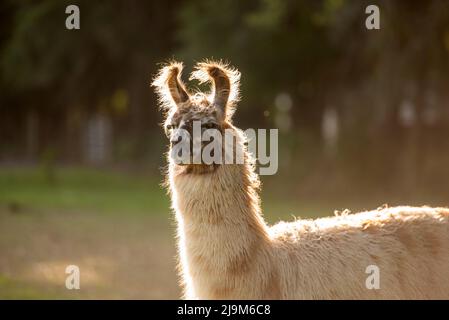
152,61,190,110
190,60,240,120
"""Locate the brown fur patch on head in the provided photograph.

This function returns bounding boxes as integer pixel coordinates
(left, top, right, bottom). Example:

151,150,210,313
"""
168,101,219,128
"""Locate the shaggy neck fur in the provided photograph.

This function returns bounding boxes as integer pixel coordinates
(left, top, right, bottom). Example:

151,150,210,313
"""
156,60,449,300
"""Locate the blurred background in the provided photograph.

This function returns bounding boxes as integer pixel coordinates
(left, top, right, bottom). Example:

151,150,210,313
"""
1,0,449,299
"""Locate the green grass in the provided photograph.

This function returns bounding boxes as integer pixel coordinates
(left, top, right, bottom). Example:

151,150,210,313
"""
0,275,63,299
1,165,424,222
0,166,339,221
0,165,377,221
0,166,169,215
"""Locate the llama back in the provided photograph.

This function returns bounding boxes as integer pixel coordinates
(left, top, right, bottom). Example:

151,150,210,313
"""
269,206,449,299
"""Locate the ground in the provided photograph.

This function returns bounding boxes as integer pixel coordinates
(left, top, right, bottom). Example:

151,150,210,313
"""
0,208,179,299
0,166,430,299
0,167,181,299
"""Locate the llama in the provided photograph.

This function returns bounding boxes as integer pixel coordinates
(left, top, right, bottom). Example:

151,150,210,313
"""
152,60,449,299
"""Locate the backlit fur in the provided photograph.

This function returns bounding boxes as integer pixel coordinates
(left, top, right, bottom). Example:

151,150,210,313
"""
152,60,449,299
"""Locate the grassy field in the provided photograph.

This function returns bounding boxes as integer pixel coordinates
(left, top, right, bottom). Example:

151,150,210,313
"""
1,165,435,299
0,167,168,214
0,166,328,299
0,166,181,299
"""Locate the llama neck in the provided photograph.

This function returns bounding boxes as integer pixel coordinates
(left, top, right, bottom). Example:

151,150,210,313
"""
170,157,270,296
171,161,269,246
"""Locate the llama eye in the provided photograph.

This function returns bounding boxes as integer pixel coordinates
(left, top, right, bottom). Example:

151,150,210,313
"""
203,123,216,129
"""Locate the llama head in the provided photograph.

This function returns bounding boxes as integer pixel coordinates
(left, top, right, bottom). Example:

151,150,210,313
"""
152,60,242,173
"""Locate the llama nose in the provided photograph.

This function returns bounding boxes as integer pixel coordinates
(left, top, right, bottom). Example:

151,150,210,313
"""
170,135,181,146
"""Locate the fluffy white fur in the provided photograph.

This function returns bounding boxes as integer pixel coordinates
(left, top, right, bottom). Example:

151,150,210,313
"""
153,60,449,299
